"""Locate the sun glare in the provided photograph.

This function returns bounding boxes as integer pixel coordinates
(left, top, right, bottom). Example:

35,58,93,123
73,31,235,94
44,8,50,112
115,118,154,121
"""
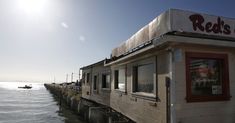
18,0,47,15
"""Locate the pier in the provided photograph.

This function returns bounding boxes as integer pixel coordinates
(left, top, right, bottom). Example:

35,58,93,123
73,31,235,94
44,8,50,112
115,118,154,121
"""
44,83,135,123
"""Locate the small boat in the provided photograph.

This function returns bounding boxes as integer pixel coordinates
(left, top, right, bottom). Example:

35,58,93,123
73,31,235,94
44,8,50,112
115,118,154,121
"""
18,85,32,89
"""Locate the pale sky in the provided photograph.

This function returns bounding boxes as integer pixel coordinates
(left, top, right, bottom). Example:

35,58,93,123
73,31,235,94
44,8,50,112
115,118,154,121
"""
0,0,235,82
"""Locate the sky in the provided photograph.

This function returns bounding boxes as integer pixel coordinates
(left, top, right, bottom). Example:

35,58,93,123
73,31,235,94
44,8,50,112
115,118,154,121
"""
1,0,235,82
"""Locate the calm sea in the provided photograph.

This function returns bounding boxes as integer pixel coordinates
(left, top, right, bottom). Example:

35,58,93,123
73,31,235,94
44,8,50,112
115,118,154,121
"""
0,82,84,123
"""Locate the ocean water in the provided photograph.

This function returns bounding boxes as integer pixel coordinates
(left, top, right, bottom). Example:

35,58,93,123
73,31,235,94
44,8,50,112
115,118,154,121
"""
0,82,84,123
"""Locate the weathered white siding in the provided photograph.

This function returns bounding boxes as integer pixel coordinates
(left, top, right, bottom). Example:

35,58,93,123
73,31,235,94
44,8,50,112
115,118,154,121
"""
90,64,110,106
82,68,92,100
110,51,170,123
81,62,111,106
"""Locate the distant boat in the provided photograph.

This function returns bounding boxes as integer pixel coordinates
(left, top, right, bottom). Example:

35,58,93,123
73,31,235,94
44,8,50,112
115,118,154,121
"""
18,85,32,89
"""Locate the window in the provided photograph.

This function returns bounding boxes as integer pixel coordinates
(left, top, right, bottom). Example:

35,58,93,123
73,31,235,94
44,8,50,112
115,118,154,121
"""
86,73,90,83
114,68,126,91
93,75,97,90
102,74,110,88
82,73,85,84
186,52,230,102
133,63,154,94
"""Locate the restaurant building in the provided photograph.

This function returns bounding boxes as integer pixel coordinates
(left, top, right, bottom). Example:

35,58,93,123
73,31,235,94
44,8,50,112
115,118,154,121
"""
82,9,235,123
81,60,111,106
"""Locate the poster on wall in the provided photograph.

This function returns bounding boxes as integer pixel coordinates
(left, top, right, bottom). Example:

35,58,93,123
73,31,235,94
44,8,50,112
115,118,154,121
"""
190,59,222,95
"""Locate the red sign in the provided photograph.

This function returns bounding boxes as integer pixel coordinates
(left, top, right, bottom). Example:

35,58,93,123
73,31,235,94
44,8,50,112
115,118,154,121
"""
189,14,231,35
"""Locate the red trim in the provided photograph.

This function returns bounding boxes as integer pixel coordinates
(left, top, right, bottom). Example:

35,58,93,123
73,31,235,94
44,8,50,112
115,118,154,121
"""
185,52,230,102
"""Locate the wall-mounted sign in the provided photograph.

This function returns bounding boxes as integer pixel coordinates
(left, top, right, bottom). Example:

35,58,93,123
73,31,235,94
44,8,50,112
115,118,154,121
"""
212,85,222,95
171,9,235,38
189,14,231,35
174,49,182,62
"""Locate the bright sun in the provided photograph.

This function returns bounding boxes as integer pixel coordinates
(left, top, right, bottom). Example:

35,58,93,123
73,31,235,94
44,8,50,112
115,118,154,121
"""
18,0,47,15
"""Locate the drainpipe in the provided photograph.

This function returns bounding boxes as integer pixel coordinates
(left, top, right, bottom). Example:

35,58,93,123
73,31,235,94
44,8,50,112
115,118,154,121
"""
166,76,170,123
168,48,176,123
